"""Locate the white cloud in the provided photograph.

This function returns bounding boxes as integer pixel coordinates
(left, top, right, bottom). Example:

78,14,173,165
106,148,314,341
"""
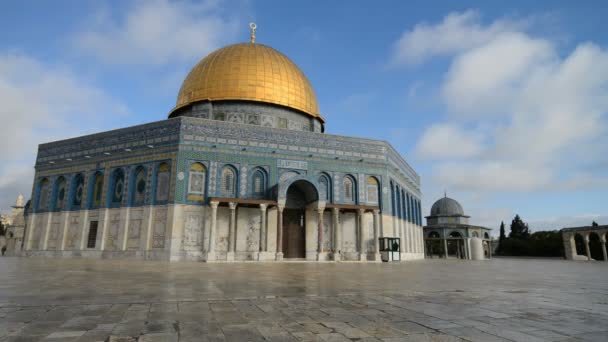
408,11,608,192
416,123,484,159
74,0,238,65
0,52,127,211
391,10,524,66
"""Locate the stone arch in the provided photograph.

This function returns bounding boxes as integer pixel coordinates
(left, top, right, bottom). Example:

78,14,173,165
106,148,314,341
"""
428,231,440,238
318,172,332,202
52,176,67,211
342,174,357,203
219,164,237,197
574,233,586,256
250,167,268,199
589,232,604,261
87,171,104,209
129,165,147,206
471,231,479,238
108,168,125,207
278,174,321,203
285,179,319,209
70,173,85,210
36,178,51,212
449,231,463,238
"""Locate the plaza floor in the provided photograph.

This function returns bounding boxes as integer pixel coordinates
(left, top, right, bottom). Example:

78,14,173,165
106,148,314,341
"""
0,257,606,342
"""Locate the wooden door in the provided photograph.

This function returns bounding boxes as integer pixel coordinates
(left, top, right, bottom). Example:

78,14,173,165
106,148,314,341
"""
283,209,305,258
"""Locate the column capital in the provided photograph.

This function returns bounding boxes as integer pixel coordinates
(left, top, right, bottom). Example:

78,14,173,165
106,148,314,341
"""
210,201,219,209
601,237,607,243
372,209,380,215
228,202,237,210
277,204,285,212
358,208,366,215
259,203,267,211
316,207,325,214
332,207,340,215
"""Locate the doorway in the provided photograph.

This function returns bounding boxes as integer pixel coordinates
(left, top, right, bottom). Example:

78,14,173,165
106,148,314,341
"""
283,209,305,258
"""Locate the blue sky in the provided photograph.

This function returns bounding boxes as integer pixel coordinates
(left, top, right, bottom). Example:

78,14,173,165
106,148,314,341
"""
1,0,607,231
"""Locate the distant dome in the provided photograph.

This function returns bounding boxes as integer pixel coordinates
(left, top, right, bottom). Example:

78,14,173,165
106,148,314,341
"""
430,196,464,216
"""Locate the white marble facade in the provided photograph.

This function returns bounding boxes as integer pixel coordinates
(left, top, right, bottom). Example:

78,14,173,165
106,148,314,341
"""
23,204,425,262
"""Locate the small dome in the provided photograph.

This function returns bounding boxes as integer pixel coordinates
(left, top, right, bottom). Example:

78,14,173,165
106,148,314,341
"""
430,196,464,216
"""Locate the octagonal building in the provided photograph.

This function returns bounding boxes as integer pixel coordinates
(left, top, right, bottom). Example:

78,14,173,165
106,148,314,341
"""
23,34,424,262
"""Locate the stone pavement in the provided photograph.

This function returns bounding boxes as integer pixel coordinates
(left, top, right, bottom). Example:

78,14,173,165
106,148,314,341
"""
0,258,606,341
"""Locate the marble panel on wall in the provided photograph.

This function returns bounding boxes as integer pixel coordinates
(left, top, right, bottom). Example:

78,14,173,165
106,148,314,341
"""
152,208,167,249
341,213,357,253
183,212,203,251
47,220,61,250
66,215,80,249
105,212,121,251
128,209,143,250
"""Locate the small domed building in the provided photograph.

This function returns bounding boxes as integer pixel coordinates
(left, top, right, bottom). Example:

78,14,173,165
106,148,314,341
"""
424,195,492,260
21,27,424,262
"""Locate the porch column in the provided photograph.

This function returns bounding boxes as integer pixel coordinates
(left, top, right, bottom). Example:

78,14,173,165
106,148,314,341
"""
259,204,267,252
317,207,325,260
206,201,219,261
358,208,366,261
600,236,607,262
443,238,448,258
372,209,381,262
584,233,591,261
332,207,341,261
226,202,237,262
276,204,284,260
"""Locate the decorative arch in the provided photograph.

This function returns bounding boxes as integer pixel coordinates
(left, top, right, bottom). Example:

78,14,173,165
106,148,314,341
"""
155,162,171,203
285,179,319,209
366,176,379,204
589,232,604,260
342,175,357,203
53,176,67,211
428,231,440,238
220,165,237,197
130,165,147,206
187,162,206,201
278,174,322,203
251,167,268,198
318,172,332,202
484,232,490,239
471,231,479,238
449,231,463,238
36,178,51,212
70,173,85,210
108,168,125,207
87,171,104,209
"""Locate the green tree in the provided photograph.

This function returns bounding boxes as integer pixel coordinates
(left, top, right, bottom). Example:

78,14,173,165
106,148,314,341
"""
497,221,506,254
509,214,530,240
592,221,599,227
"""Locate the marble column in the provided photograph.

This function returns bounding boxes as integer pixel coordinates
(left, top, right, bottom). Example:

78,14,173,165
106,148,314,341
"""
443,238,448,258
226,202,237,262
317,207,325,260
601,237,607,262
358,209,366,261
259,204,267,252
276,204,284,261
206,201,219,261
372,209,381,262
584,233,591,261
332,208,341,261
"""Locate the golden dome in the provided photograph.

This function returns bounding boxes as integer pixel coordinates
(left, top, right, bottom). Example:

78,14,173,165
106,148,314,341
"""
173,43,323,121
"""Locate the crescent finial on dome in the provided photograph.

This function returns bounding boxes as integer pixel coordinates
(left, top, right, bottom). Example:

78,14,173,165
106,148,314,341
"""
249,22,257,43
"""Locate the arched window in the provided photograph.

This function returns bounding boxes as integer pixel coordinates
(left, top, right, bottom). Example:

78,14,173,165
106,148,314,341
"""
343,176,355,203
366,176,379,203
318,173,331,202
155,163,171,202
37,178,51,211
53,176,67,211
131,166,147,206
110,168,125,206
449,231,462,238
220,166,236,197
89,172,104,209
471,231,479,238
484,232,490,239
428,231,440,238
71,174,85,210
251,169,267,198
187,163,206,201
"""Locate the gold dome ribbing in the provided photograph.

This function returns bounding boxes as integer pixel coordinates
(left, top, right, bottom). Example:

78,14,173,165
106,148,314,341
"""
173,43,323,121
